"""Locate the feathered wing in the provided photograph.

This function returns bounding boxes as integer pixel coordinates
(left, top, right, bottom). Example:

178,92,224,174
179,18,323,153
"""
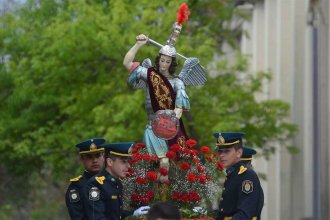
178,57,207,86
131,58,152,89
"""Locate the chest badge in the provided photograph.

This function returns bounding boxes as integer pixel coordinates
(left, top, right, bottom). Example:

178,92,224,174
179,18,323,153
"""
242,180,253,194
89,187,100,201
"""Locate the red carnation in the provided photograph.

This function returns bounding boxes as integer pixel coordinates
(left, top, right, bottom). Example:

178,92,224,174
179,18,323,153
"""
199,176,207,184
186,138,197,147
190,149,199,156
132,147,138,154
180,162,191,170
145,191,155,199
129,159,138,164
169,144,180,152
159,167,168,176
217,161,224,171
182,148,190,155
146,171,158,181
197,165,205,173
133,152,143,160
135,142,145,149
206,156,213,162
189,191,201,202
200,146,211,154
136,177,147,184
192,157,200,164
186,173,196,182
182,194,190,203
150,155,158,161
139,196,149,205
172,191,182,201
131,193,140,201
166,150,176,159
126,167,134,177
142,154,151,161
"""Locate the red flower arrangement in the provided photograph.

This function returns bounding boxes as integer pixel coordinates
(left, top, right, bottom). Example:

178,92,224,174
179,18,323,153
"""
122,139,225,218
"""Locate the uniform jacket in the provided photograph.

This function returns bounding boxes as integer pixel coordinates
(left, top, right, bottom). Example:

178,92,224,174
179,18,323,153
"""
84,169,133,220
65,171,94,220
217,161,264,220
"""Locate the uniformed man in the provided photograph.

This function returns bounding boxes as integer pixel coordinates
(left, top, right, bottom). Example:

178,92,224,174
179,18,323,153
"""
214,132,264,220
65,138,106,220
241,146,257,168
84,142,150,219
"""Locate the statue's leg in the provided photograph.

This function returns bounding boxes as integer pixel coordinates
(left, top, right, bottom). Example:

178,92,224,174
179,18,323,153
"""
159,157,170,201
159,157,169,183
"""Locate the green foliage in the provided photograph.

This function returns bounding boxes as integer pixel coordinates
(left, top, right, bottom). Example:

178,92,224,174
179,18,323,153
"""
0,0,297,218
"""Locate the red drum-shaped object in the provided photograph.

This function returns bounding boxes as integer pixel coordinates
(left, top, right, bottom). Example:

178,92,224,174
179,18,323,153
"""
151,110,179,140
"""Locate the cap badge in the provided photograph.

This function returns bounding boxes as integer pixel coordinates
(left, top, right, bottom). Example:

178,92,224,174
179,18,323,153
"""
218,135,225,145
90,143,97,150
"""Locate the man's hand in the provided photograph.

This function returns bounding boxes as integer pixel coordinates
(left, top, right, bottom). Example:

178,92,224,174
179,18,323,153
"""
193,206,207,215
133,205,150,216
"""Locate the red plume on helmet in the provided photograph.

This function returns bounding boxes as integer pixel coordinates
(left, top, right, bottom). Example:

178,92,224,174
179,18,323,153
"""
158,3,190,57
176,3,190,25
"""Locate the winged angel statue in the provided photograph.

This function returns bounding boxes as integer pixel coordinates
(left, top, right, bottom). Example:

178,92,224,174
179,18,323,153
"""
123,3,206,183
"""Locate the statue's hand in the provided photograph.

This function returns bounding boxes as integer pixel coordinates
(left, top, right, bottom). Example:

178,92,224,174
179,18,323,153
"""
135,34,149,45
174,107,183,119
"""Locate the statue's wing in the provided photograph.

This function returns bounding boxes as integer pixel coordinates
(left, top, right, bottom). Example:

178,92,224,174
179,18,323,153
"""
130,58,152,89
178,57,207,86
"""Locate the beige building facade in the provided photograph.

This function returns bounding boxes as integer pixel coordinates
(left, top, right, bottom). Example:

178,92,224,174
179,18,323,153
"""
238,0,329,219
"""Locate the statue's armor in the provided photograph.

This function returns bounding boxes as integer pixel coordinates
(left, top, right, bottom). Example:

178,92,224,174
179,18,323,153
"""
134,68,186,124
144,77,185,123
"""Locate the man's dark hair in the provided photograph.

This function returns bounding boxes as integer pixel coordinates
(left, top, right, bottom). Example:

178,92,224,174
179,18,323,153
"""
146,201,181,220
154,54,178,75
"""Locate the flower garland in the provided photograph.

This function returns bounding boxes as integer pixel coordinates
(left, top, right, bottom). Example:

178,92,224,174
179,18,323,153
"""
123,139,225,218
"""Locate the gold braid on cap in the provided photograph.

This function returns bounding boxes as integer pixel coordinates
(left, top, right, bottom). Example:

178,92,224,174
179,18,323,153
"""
216,136,240,146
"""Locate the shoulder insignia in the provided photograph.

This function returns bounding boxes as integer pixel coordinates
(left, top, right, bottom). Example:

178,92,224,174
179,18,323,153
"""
242,180,253,194
95,176,106,185
238,165,247,175
69,175,82,182
69,189,80,203
89,187,100,201
111,195,118,199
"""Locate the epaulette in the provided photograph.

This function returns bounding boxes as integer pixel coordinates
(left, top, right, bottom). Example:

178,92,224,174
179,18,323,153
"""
238,165,247,175
95,176,106,185
69,175,83,182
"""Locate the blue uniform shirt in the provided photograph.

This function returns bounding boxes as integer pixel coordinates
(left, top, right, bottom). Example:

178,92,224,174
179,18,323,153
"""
84,169,133,220
217,161,264,220
65,171,94,220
